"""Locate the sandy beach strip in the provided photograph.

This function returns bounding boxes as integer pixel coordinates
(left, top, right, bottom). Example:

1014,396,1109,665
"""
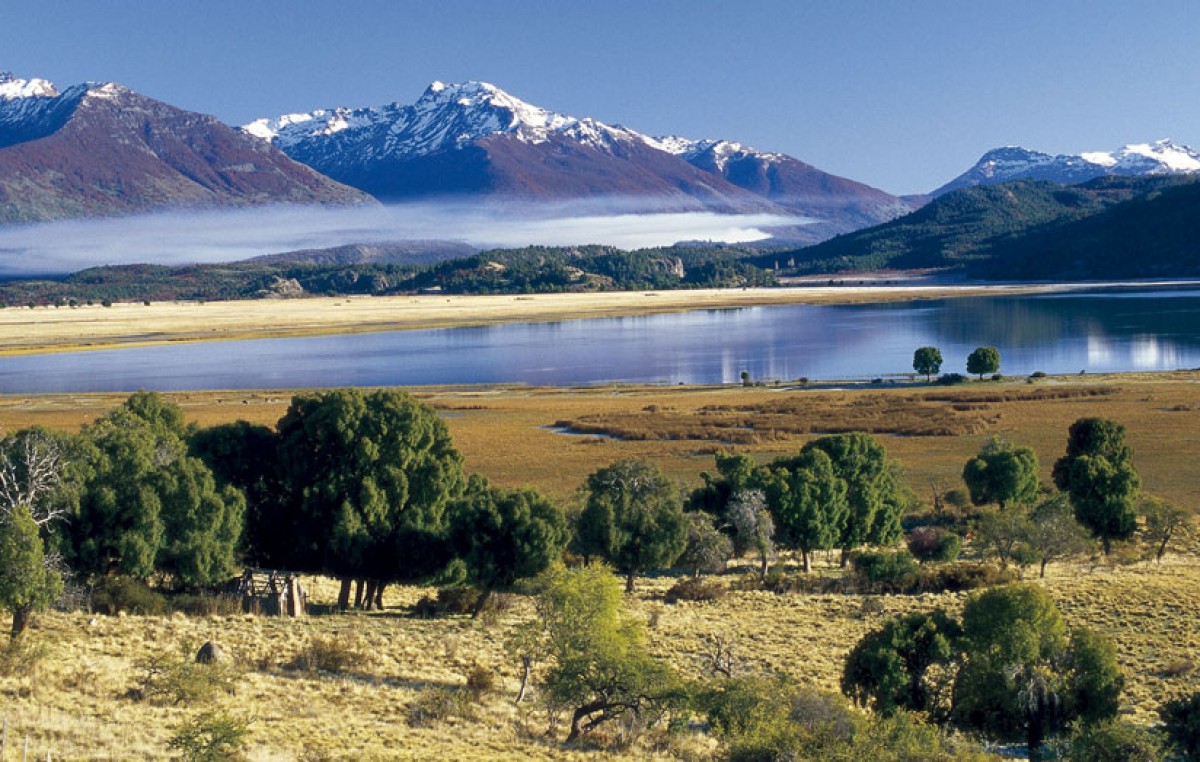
1,281,1192,356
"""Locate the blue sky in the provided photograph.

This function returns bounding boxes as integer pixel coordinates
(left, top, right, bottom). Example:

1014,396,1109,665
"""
4,0,1198,194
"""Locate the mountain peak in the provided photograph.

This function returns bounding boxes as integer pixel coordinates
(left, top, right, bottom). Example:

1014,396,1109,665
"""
0,71,59,100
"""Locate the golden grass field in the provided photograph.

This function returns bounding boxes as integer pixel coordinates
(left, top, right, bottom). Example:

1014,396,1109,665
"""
0,373,1199,759
0,281,1165,356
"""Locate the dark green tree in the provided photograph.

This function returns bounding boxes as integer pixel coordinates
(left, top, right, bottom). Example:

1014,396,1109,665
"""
966,347,1001,379
962,437,1040,510
189,421,288,567
449,479,569,616
72,396,244,588
762,449,848,572
1052,418,1141,554
577,459,687,592
913,346,943,381
276,389,464,609
0,504,63,637
802,433,905,564
952,584,1122,760
1161,691,1200,760
842,610,962,717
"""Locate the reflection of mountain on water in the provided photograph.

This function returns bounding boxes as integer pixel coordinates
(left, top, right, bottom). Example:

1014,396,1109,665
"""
1,289,1199,393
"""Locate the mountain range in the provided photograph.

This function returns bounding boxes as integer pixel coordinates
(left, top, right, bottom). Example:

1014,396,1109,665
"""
243,80,912,243
932,140,1200,196
0,72,370,224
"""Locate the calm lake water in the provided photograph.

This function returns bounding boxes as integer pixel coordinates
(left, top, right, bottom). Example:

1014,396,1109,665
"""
3,288,1200,393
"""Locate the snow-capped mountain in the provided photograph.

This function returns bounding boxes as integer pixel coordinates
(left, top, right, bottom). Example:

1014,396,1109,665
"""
933,140,1200,196
0,72,371,224
246,81,914,241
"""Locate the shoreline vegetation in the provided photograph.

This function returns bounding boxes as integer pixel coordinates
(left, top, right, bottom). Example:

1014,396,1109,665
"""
2,279,1194,356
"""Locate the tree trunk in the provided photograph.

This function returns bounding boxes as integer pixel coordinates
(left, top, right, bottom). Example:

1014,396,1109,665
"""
337,577,352,610
566,700,608,744
471,586,493,619
353,579,365,608
1158,535,1171,561
1039,558,1048,579
759,554,769,581
363,579,378,610
801,549,811,573
374,581,385,610
10,606,31,638
625,571,636,594
1027,711,1046,762
1101,537,1111,556
515,655,532,704
839,547,851,568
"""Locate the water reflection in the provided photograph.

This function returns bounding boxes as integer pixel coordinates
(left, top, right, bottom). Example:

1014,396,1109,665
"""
1,288,1199,393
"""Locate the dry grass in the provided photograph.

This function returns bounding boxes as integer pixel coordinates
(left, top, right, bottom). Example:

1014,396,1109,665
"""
3,557,1199,759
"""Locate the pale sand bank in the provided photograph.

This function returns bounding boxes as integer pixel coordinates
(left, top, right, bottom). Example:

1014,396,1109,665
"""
1,281,1191,356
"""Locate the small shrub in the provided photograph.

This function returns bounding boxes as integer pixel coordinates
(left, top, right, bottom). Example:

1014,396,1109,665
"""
664,577,728,603
101,299,113,308
135,648,240,706
406,686,477,727
1160,658,1195,678
465,663,497,699
1030,371,1048,378
991,373,1003,381
1061,718,1164,762
288,635,366,674
168,709,249,762
92,576,167,616
936,373,967,386
917,563,1016,593
906,526,962,564
411,587,511,618
171,593,241,617
849,550,920,593
0,634,48,678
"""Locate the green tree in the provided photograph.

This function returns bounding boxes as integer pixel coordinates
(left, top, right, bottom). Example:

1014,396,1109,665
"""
276,389,464,609
913,346,943,381
190,421,287,568
577,459,687,592
0,504,63,637
1160,691,1200,760
72,396,243,587
449,479,568,616
802,433,905,564
966,347,1001,379
1052,418,1141,554
952,584,1122,760
679,511,733,576
511,565,683,743
1062,718,1165,762
962,437,1040,510
762,449,849,572
842,610,962,717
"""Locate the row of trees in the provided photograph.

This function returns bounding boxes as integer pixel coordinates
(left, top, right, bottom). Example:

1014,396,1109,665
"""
913,345,1001,381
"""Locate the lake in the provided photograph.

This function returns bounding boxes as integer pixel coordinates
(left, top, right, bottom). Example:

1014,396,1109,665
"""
3,287,1200,393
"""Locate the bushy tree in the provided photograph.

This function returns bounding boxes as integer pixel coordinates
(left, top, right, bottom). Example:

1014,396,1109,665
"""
1061,718,1165,762
679,511,733,576
966,347,1000,379
72,394,243,587
1052,418,1140,554
952,584,1122,759
762,449,848,572
449,479,568,616
802,433,905,564
974,507,1039,571
913,346,943,381
1160,691,1200,760
842,611,962,717
907,526,962,565
511,565,683,743
0,505,63,637
962,437,1040,510
576,459,687,592
725,489,775,579
276,389,464,608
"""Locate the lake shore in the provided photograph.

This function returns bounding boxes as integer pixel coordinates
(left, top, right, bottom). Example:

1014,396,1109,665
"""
1,279,1194,356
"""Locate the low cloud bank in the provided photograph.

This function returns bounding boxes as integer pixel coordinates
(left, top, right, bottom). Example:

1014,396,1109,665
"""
0,201,805,276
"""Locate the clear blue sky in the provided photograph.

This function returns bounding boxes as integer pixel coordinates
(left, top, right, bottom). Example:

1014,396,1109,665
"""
4,0,1198,195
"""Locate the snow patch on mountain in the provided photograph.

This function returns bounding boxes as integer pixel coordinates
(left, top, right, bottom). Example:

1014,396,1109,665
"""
0,72,59,100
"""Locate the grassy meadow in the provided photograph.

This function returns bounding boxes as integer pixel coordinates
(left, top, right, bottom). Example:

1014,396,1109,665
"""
1,373,1199,759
